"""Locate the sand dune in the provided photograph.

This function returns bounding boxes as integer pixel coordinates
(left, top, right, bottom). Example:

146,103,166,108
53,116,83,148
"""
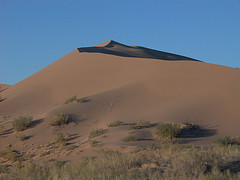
0,40,240,156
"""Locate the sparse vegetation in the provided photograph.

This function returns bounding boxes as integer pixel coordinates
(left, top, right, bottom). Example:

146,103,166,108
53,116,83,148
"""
16,134,27,141
89,128,105,138
0,149,25,162
55,133,67,146
136,120,151,128
1,144,239,179
64,95,85,104
107,120,124,128
12,115,33,131
90,140,98,147
123,136,137,142
148,143,157,150
214,136,240,146
155,123,181,139
66,145,78,151
50,113,69,126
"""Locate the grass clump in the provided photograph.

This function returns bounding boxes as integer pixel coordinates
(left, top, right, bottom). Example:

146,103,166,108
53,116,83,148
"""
214,136,240,146
12,115,33,131
136,120,151,129
55,133,67,146
90,140,98,147
89,128,105,139
0,149,25,162
66,145,78,151
107,120,124,128
64,95,85,104
123,136,137,142
50,113,69,126
16,134,27,141
155,123,181,139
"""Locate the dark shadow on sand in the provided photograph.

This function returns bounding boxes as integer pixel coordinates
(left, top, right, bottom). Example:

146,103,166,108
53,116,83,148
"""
78,43,201,62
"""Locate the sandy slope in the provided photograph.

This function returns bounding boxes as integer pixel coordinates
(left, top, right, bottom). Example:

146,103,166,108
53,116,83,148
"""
0,40,240,158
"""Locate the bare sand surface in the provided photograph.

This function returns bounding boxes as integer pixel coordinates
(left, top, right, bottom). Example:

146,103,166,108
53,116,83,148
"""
0,40,239,161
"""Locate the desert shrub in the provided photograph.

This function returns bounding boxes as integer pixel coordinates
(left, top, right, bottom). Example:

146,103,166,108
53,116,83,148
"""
0,149,25,162
136,120,151,128
214,136,240,146
123,136,137,142
55,133,67,146
107,120,124,128
16,134,27,141
64,95,77,104
64,95,85,104
155,123,181,139
89,128,105,138
12,115,33,131
90,140,98,147
50,113,69,126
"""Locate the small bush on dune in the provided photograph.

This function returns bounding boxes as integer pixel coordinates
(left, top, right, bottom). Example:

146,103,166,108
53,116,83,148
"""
107,120,124,128
50,113,69,126
16,134,27,141
64,95,77,104
55,133,67,146
136,120,151,129
89,128,105,139
0,149,25,162
155,123,181,139
12,115,33,131
64,95,85,104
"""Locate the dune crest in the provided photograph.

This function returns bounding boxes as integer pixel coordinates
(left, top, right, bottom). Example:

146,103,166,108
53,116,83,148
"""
79,40,200,61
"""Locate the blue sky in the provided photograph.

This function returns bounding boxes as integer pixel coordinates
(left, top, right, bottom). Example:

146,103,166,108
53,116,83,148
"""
0,0,240,85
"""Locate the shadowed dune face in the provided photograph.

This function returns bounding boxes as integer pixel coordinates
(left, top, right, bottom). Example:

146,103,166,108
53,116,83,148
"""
78,40,200,61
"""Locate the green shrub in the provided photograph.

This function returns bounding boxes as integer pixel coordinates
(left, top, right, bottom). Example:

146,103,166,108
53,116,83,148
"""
89,128,105,138
122,136,137,142
55,133,67,146
155,123,181,139
64,95,85,104
12,115,33,131
0,149,25,162
50,113,69,126
107,120,124,128
136,120,151,128
17,134,27,141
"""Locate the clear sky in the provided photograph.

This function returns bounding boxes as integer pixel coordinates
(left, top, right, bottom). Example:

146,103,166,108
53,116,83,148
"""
0,0,240,85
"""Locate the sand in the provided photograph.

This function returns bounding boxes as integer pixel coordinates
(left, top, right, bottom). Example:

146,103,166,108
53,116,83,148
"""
0,40,239,161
